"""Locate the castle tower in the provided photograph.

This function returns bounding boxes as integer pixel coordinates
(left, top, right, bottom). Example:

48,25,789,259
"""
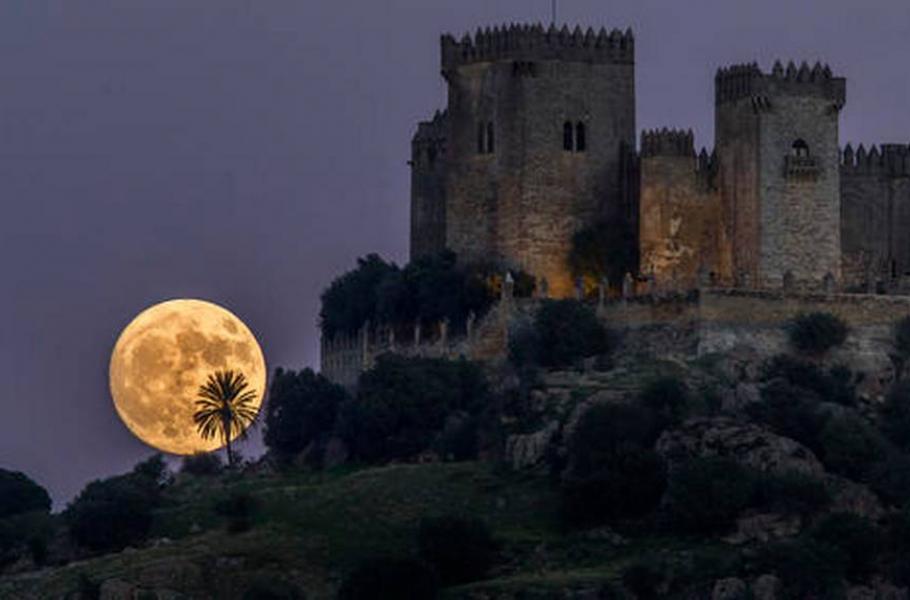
412,24,636,296
410,111,448,258
715,62,846,288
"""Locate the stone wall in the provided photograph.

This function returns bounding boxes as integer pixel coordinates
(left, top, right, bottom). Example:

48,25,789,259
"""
841,144,910,291
639,129,720,288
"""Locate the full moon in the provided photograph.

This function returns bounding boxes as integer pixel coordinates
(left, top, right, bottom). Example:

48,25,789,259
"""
109,299,267,455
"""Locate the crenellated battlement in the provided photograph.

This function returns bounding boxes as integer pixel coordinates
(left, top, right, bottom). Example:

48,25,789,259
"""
841,143,910,177
640,128,694,158
716,60,845,106
441,23,634,71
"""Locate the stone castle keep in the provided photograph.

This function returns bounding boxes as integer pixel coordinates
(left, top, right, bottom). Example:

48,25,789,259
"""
410,23,910,295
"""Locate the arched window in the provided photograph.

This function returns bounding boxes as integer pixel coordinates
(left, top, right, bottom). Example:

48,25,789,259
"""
563,121,574,151
486,122,495,154
477,123,486,155
792,139,810,157
575,122,586,152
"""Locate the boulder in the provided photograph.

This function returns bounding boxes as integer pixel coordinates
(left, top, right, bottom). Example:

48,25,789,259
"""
751,575,782,600
505,421,559,469
712,577,748,600
656,417,825,477
723,513,801,545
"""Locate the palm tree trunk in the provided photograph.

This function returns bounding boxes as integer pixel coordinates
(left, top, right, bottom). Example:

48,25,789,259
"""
223,415,234,467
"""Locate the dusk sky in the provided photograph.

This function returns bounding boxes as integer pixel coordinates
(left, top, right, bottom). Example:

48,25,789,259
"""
3,0,910,507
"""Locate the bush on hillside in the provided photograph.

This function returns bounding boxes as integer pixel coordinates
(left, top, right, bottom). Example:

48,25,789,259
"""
338,557,439,600
0,510,54,568
752,472,830,517
242,577,304,600
214,491,259,534
663,457,755,535
869,452,910,506
561,403,667,526
881,381,910,453
639,376,690,426
754,539,846,598
180,452,223,477
264,368,349,463
809,513,880,583
320,254,399,338
894,316,910,380
417,516,498,585
65,459,167,553
622,558,665,600
562,447,667,527
818,415,888,481
337,355,489,463
762,354,857,406
787,312,848,356
747,379,828,453
531,300,611,368
0,469,51,520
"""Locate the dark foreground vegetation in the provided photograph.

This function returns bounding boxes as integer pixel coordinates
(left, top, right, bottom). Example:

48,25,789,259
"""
7,268,910,597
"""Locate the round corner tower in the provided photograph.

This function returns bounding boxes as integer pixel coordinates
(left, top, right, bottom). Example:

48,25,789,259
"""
432,24,636,296
715,61,846,288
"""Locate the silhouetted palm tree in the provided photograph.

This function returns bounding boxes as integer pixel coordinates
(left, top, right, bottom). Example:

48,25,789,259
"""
193,370,259,467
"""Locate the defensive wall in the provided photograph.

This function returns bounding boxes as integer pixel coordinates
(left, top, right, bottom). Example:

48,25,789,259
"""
321,278,910,389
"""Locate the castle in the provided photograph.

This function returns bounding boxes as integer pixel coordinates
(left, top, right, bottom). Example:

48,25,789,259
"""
410,23,910,296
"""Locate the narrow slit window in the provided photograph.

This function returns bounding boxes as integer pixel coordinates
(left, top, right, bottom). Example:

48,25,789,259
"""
576,122,586,152
486,122,495,154
563,122,574,151
792,139,810,158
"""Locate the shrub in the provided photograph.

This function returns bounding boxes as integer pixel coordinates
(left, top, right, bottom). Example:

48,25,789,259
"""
664,458,755,535
639,376,690,425
532,300,611,368
417,516,498,585
562,402,664,525
881,381,910,452
787,312,848,356
338,355,489,463
320,254,399,337
562,447,667,526
748,379,828,453
869,452,910,506
214,491,259,534
0,469,51,519
507,320,541,369
762,354,857,406
264,368,349,463
433,413,479,462
753,539,846,598
338,557,438,600
752,472,830,517
0,511,54,568
622,558,664,600
809,513,879,582
65,456,168,553
242,576,304,599
819,415,888,481
180,452,223,476
568,403,662,475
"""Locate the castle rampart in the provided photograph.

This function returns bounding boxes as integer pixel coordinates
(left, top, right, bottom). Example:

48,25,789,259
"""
440,24,634,72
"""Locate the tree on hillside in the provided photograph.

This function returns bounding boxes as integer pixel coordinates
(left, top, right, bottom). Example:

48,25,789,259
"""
0,469,51,520
65,455,170,553
568,218,637,290
788,312,848,357
320,254,400,337
337,355,489,463
193,370,259,467
264,368,349,463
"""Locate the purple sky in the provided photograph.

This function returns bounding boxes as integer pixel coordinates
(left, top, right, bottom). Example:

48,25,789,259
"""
2,0,909,507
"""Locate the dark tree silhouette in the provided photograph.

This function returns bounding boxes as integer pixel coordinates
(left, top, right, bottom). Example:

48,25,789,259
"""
193,370,259,467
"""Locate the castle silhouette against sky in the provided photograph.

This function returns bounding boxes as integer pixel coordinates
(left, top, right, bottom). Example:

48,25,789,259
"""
409,23,910,297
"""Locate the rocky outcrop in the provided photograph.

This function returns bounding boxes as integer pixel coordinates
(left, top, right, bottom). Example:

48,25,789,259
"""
504,422,559,469
656,417,825,477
